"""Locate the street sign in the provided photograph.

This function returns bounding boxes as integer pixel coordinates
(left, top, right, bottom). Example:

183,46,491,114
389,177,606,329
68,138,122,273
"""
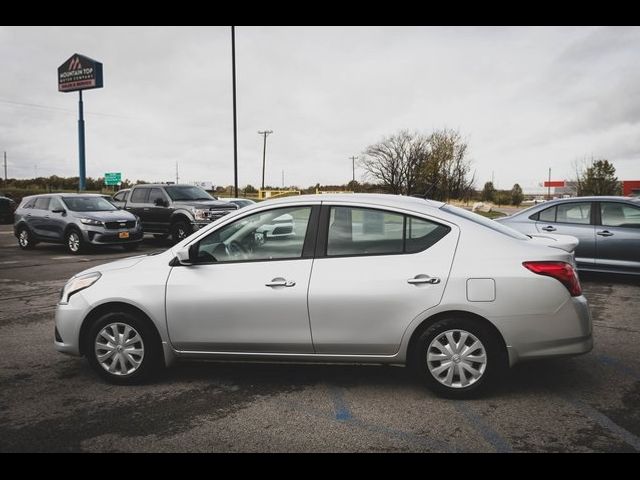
58,54,104,93
104,172,121,186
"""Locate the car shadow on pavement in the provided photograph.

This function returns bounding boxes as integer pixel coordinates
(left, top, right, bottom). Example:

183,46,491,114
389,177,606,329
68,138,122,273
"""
580,271,640,286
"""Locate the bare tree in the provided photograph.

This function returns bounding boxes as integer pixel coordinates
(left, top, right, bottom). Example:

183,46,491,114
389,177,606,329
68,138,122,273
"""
361,128,474,200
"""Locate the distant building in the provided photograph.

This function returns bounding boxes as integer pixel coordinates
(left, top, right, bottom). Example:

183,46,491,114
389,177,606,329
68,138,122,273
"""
623,180,640,197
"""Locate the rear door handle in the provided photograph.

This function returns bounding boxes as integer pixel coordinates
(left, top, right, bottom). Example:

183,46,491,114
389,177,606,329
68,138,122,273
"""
265,278,296,288
597,230,614,237
541,226,556,232
407,275,441,285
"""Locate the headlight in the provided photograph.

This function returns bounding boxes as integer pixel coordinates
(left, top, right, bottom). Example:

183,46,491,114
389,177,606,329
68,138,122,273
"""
80,218,104,227
192,208,210,221
59,272,101,304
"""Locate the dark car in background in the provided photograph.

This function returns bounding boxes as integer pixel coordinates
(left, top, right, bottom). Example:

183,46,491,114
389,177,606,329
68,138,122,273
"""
14,193,143,254
112,184,237,242
0,195,17,224
496,196,640,275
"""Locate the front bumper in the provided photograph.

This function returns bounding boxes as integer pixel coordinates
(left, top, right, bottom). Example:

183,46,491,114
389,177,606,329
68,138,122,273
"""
54,293,91,357
81,226,144,245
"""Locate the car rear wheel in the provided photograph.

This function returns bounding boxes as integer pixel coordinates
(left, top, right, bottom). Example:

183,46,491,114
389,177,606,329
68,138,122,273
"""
411,316,507,399
65,229,84,254
171,221,192,243
17,227,36,250
85,311,162,385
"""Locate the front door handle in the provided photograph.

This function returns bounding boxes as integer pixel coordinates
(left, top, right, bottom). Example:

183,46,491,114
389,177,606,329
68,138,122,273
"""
408,275,441,285
265,278,296,288
541,226,556,232
597,230,614,237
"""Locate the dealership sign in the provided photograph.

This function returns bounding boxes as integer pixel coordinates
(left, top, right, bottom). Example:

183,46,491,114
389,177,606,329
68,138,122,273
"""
58,54,104,92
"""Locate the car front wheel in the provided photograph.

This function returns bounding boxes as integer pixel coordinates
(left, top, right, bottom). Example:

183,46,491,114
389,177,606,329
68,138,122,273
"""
171,221,192,243
66,229,85,254
86,311,162,385
412,316,507,398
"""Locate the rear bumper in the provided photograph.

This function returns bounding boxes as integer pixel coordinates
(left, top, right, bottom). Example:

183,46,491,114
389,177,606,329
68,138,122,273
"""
499,295,593,366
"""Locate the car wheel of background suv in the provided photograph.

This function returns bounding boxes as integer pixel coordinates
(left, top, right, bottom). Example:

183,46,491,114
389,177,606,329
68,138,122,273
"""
66,229,85,254
85,311,163,385
411,316,508,399
17,226,37,250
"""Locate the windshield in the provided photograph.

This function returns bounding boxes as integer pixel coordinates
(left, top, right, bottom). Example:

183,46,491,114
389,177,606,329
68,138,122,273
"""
442,204,530,240
62,196,118,212
165,186,213,201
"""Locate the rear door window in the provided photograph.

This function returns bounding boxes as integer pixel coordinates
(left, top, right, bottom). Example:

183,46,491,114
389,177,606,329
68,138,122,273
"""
33,197,51,210
130,188,149,204
556,203,591,224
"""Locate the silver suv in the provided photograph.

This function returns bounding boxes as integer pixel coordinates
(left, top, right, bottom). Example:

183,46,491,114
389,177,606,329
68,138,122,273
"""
14,193,143,254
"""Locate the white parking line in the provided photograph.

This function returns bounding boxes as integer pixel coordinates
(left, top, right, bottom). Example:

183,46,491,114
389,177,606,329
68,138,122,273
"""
49,256,90,261
0,260,19,264
0,231,13,234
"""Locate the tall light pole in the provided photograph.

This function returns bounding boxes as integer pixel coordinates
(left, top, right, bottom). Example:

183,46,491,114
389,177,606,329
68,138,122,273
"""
349,156,358,183
231,26,239,198
258,130,273,190
3,151,6,181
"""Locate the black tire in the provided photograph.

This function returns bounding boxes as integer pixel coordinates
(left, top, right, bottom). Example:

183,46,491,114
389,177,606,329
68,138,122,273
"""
122,242,139,252
171,220,192,243
17,226,36,250
85,311,163,385
65,228,85,254
153,233,169,240
410,316,507,399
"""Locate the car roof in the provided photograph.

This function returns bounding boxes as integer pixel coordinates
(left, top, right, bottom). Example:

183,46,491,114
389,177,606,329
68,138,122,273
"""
544,196,639,203
257,193,445,211
131,184,196,188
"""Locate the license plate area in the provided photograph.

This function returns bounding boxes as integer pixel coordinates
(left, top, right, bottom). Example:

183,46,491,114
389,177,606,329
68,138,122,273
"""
118,231,130,239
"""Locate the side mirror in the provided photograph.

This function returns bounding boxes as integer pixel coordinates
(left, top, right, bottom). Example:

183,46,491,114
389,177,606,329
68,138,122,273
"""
175,243,199,265
154,198,167,207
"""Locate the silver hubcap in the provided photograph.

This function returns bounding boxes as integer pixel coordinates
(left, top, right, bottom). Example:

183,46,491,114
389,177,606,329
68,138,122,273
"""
427,329,487,388
68,233,80,252
19,230,29,247
95,323,145,376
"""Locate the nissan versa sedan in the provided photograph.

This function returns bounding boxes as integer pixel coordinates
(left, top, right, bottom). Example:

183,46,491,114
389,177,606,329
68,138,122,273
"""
54,194,592,398
496,196,640,275
14,194,143,254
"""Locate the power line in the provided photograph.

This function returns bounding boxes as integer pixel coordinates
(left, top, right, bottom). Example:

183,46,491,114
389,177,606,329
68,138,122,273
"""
0,98,129,119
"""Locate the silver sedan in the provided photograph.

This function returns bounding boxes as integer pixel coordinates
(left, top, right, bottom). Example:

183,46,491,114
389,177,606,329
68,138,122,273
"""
54,194,592,398
496,196,640,275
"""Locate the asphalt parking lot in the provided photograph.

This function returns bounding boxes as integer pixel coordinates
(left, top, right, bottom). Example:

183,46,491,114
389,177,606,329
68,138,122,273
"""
0,222,639,452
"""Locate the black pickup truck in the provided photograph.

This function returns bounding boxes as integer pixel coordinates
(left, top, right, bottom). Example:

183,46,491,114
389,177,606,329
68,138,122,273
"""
111,184,237,242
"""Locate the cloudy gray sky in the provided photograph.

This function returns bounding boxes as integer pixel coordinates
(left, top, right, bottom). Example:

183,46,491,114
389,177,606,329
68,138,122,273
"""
1,26,639,191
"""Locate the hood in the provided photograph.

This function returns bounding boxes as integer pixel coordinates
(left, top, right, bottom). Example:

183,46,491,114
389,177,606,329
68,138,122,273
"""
71,209,137,222
528,234,579,253
173,199,237,210
76,254,149,277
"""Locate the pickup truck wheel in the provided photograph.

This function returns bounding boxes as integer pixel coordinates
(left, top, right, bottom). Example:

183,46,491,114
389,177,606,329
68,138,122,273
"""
171,221,192,243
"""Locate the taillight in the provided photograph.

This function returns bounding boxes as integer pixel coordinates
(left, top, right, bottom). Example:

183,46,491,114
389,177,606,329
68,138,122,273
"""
523,261,582,297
